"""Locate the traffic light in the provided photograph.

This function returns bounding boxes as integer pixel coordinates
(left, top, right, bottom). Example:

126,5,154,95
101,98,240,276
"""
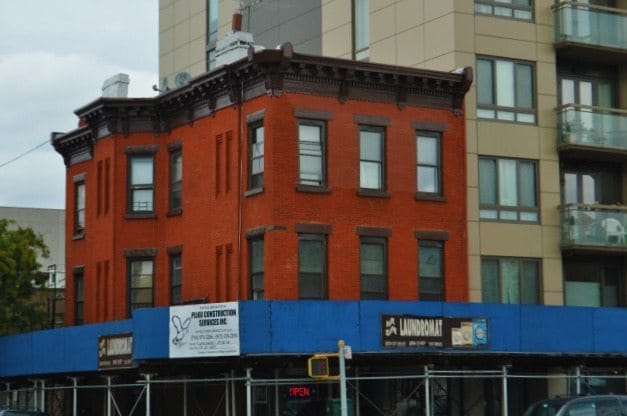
307,355,330,379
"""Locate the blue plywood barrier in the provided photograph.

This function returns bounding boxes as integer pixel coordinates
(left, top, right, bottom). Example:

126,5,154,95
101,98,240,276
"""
0,319,132,377
4,301,627,378
592,307,627,354
134,307,169,359
267,301,360,353
521,305,593,353
239,301,272,354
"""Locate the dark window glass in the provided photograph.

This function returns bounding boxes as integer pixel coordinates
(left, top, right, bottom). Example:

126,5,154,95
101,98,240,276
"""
564,259,621,307
249,123,264,189
206,0,218,70
128,155,154,212
74,271,84,325
562,164,620,205
299,234,327,299
128,258,154,316
479,157,538,222
360,237,387,299
170,254,182,305
474,0,533,21
169,150,182,211
481,257,540,304
477,57,535,123
419,240,444,301
298,120,326,187
417,132,441,195
359,126,385,191
353,0,369,60
250,237,264,300
74,181,85,234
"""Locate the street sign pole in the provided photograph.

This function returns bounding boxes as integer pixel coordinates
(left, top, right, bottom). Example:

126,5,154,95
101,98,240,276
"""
338,340,347,416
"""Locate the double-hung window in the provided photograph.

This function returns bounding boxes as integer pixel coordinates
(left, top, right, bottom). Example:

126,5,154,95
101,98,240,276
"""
479,157,538,222
298,120,326,188
298,234,327,299
360,237,387,299
419,240,444,301
170,254,182,305
74,180,86,235
359,126,385,192
169,148,182,212
417,132,441,196
128,258,154,316
249,122,264,190
482,257,540,304
250,237,264,300
74,269,84,325
128,155,155,213
475,0,533,21
477,57,535,123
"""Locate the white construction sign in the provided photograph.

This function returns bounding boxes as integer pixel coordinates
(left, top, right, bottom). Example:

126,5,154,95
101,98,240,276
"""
169,302,240,358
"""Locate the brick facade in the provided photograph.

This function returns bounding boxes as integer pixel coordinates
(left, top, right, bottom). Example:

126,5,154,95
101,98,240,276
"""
55,46,471,324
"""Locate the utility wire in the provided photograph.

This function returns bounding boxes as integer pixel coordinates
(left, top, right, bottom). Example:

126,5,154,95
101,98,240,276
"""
0,139,50,170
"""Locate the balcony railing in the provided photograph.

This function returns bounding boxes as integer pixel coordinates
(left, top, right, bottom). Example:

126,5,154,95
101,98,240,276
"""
554,1,627,51
561,204,627,249
557,104,627,153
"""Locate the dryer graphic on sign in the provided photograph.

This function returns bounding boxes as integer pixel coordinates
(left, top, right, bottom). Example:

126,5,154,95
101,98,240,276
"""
385,316,398,336
171,315,192,346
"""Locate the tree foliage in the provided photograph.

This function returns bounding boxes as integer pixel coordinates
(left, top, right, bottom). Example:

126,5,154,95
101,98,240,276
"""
0,218,49,335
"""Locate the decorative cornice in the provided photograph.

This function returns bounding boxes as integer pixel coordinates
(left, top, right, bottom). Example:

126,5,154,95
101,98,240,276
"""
51,127,94,166
52,43,473,165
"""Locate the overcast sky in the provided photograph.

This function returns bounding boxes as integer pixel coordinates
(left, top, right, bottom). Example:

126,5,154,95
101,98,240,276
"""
0,1,158,209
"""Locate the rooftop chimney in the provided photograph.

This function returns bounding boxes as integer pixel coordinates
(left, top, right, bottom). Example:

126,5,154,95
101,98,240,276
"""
215,11,264,67
232,12,242,31
101,73,129,98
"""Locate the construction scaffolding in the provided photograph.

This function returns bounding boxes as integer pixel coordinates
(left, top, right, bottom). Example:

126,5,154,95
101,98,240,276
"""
2,365,626,416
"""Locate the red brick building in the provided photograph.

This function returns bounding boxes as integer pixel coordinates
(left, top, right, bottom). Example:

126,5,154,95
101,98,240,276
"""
53,44,472,325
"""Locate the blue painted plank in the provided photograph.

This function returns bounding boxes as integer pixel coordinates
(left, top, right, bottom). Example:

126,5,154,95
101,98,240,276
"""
268,301,360,353
134,307,169,359
240,301,272,354
521,305,593,353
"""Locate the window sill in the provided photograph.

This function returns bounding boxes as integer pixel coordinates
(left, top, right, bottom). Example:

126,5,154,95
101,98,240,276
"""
475,12,534,23
167,208,183,217
72,232,85,241
479,217,540,225
245,187,264,197
357,189,390,198
476,113,536,126
296,184,331,194
415,193,447,202
125,212,157,220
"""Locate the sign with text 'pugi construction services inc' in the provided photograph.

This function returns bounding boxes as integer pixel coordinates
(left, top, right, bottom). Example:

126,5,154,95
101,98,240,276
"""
169,302,240,358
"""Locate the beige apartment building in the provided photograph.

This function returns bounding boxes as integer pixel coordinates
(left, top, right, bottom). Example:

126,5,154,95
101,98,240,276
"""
160,0,627,308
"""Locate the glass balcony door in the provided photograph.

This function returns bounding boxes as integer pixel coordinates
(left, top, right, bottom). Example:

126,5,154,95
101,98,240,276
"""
559,71,616,146
560,76,613,105
564,259,621,307
562,165,620,205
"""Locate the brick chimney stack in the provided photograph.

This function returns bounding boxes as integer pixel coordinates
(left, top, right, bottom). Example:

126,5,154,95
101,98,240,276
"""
232,11,242,31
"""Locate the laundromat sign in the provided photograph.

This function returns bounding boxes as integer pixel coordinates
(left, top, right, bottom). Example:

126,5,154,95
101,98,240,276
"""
98,333,133,369
381,314,489,349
